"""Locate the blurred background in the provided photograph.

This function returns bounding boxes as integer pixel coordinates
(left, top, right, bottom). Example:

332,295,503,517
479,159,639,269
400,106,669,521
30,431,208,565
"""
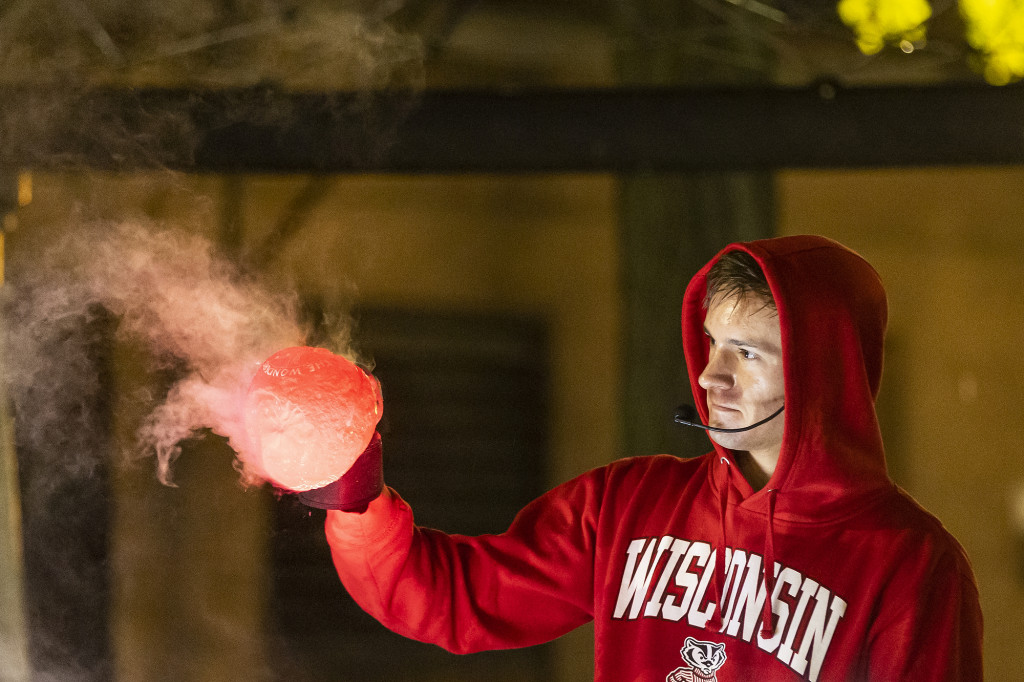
0,0,1022,680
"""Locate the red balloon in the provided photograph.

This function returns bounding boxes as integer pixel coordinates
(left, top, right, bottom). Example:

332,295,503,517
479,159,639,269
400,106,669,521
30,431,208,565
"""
244,346,382,491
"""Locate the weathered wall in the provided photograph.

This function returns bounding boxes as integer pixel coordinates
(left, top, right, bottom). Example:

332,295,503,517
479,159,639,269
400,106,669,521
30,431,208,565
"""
20,162,1024,680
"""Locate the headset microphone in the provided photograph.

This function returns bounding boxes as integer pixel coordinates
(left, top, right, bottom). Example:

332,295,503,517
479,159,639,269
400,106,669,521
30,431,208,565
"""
674,403,785,434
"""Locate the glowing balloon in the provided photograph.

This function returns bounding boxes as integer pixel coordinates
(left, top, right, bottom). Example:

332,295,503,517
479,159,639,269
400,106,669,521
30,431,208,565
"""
244,346,382,492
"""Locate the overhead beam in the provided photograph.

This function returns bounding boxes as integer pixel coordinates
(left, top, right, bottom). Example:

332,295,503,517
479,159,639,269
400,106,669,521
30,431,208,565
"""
2,84,1024,172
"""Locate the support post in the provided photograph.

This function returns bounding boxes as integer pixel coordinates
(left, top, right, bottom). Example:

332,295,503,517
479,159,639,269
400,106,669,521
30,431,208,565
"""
0,171,30,682
615,0,776,459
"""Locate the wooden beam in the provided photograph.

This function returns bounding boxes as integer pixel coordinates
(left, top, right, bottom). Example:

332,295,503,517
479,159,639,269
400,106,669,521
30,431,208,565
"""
2,84,1024,173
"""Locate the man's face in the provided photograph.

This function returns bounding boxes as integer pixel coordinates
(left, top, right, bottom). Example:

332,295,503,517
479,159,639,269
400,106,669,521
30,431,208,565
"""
698,293,785,460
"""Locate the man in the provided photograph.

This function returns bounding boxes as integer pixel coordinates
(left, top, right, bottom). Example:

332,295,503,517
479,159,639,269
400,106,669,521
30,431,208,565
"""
314,235,983,681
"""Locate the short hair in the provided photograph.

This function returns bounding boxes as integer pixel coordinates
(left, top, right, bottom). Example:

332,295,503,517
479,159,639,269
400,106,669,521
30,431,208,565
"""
703,249,775,311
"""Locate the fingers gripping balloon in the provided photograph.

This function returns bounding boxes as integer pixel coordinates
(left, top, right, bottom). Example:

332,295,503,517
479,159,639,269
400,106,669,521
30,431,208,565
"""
244,346,383,510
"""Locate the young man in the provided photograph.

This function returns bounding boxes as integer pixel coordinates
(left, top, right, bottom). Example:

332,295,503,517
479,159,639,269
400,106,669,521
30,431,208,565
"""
317,235,983,681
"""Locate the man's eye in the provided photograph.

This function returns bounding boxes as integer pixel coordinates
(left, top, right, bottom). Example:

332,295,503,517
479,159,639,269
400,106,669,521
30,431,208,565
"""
740,349,757,360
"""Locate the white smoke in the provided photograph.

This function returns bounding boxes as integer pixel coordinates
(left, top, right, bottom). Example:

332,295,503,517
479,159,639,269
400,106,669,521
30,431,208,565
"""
2,219,308,486
0,2,425,172
0,1,424,90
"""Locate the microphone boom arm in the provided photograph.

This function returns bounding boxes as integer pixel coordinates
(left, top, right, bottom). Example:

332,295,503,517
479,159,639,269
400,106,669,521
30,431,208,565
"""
674,403,785,433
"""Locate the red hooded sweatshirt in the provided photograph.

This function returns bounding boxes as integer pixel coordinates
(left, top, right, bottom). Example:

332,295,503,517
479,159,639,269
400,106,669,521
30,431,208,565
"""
325,235,983,681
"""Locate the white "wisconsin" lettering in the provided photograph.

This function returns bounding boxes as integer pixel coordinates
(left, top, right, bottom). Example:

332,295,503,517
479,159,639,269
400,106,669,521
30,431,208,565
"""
613,537,672,619
613,535,847,682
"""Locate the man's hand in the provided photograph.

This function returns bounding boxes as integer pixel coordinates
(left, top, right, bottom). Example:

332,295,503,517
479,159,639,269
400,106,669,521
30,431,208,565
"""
297,432,383,512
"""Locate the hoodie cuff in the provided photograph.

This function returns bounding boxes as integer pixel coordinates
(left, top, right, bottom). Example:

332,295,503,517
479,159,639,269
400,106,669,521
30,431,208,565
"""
325,486,408,549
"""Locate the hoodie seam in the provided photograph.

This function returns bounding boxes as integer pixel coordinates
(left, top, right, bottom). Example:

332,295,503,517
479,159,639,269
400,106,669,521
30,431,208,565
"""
725,484,896,527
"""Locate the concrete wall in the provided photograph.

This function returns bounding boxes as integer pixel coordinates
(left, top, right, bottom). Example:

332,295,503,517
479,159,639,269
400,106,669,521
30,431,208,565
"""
16,163,1024,679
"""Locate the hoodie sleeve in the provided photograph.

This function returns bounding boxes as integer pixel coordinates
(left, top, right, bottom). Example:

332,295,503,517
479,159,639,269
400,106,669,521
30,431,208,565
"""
865,550,983,681
323,470,603,654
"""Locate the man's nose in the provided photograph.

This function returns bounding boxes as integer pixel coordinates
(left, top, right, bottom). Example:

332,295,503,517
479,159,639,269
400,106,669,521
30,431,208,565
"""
698,349,733,391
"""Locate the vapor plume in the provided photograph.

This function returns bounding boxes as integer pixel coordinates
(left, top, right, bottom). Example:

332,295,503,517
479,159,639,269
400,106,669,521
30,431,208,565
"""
0,2,425,171
2,220,309,486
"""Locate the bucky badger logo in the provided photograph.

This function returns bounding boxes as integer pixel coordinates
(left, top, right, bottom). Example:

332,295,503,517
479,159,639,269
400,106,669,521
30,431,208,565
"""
666,637,727,682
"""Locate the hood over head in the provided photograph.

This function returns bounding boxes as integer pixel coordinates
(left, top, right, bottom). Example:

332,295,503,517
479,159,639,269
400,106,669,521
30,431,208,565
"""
682,235,893,524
